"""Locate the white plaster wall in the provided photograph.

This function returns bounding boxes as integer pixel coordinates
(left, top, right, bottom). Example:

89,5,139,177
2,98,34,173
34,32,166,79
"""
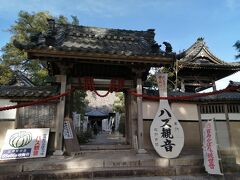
0,99,17,119
229,113,240,121
142,101,158,119
0,121,15,150
142,101,199,120
201,114,225,120
171,103,198,121
202,121,230,150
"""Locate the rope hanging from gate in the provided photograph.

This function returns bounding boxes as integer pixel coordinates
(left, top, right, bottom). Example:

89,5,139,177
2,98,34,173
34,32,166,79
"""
0,81,239,111
80,77,125,97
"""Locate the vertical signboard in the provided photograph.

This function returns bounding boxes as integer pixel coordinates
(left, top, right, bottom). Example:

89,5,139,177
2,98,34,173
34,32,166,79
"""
150,73,184,158
203,119,223,175
63,121,73,139
0,128,50,160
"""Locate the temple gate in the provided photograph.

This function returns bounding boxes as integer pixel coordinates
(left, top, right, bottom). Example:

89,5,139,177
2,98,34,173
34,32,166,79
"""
14,19,175,154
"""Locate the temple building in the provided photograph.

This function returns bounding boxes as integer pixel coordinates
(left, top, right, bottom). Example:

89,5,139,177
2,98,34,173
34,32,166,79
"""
176,37,240,92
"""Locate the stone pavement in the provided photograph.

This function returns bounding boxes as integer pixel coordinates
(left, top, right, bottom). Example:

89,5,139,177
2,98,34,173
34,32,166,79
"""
86,131,126,145
70,175,240,180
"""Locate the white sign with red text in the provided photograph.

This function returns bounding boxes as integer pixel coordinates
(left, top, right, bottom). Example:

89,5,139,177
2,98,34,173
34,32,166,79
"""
0,128,50,160
203,120,223,175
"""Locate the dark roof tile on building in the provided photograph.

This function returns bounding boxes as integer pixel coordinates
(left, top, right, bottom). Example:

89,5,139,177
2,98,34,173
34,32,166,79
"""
14,21,173,58
8,70,35,87
143,87,240,102
0,86,58,99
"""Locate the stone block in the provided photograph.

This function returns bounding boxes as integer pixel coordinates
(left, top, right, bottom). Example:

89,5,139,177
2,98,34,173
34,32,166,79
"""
0,173,29,180
155,158,169,167
155,167,176,176
170,158,203,166
0,164,22,174
176,165,205,175
23,162,67,172
104,160,141,168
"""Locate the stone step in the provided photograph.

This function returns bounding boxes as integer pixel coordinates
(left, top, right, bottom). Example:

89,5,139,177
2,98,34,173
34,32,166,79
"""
0,166,206,180
0,155,237,174
1,159,239,179
79,144,131,151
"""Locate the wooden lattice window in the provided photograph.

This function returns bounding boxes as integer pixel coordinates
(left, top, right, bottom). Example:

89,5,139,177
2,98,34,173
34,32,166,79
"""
200,104,224,114
227,104,240,113
18,104,56,128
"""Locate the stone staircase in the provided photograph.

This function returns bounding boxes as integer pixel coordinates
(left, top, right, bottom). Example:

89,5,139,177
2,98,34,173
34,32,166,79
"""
0,149,239,180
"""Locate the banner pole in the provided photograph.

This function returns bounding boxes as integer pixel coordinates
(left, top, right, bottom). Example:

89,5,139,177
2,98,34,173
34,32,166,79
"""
213,118,225,177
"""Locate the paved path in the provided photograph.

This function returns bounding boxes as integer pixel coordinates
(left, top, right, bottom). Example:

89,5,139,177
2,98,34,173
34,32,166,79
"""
86,131,125,145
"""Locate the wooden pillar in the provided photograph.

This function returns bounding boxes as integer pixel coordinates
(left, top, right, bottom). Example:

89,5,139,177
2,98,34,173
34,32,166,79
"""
136,78,146,153
124,92,131,146
65,84,73,117
212,81,217,91
53,75,67,155
224,104,233,152
197,105,203,143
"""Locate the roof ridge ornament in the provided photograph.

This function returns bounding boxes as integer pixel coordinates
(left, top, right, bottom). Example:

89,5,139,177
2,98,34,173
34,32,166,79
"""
163,42,173,54
197,37,204,41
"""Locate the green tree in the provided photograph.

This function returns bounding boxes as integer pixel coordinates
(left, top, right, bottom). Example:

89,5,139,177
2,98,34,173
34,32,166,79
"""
234,41,240,59
113,92,125,113
72,90,88,116
0,64,12,85
145,64,178,91
113,92,125,135
0,11,79,85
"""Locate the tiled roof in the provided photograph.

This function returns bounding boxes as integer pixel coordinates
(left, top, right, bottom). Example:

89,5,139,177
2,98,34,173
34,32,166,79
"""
177,37,240,69
0,86,58,99
14,20,173,58
170,91,240,102
143,88,240,102
85,107,112,117
0,70,58,99
177,38,224,63
8,71,35,87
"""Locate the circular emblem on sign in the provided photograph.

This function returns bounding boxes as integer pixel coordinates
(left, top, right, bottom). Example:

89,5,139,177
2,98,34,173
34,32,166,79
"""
9,131,32,148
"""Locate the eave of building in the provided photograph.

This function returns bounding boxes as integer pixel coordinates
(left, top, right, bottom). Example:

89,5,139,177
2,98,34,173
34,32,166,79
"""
187,46,225,64
178,62,240,70
178,38,227,65
26,49,174,66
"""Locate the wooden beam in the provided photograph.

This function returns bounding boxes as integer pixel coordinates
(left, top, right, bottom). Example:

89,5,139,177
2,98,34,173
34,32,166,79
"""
71,78,134,89
184,82,213,86
179,76,216,81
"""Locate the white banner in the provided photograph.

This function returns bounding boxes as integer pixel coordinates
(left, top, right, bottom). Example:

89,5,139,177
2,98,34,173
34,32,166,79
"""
0,128,50,160
72,112,81,128
202,119,223,175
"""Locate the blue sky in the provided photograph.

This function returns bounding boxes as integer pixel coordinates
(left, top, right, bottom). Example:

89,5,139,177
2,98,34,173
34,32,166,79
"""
0,0,240,88
1,0,240,61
